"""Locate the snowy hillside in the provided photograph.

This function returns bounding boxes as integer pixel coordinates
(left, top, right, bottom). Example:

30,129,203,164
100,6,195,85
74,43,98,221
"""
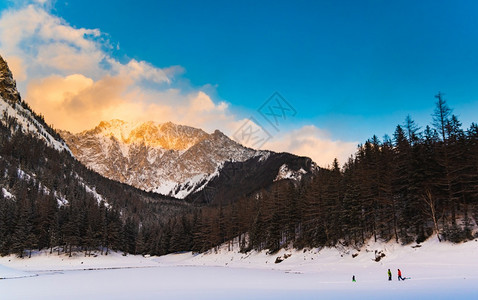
0,56,70,153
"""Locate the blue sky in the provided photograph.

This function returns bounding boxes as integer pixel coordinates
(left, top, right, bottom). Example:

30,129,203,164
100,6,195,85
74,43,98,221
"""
1,0,478,165
52,0,478,138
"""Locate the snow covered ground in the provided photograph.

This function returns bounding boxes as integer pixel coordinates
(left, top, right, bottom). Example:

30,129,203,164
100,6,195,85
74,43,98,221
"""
1,238,478,299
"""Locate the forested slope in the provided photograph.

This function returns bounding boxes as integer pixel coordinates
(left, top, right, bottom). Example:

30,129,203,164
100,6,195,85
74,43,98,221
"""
173,95,478,253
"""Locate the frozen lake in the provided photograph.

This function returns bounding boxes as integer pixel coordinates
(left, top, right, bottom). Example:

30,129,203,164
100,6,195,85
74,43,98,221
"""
2,238,478,299
1,265,478,300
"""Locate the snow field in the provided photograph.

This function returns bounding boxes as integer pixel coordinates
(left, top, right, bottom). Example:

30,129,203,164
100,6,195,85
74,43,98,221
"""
1,237,478,299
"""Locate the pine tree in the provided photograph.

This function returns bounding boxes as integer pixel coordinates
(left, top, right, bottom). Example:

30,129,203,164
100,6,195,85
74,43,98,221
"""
404,115,421,145
433,92,452,143
249,207,266,251
301,175,326,247
432,92,455,228
11,200,32,258
378,136,399,242
135,229,145,255
192,210,207,253
0,196,16,255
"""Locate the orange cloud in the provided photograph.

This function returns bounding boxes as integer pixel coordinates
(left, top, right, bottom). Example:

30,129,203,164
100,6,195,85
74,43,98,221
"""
3,55,26,81
26,73,231,133
26,74,128,131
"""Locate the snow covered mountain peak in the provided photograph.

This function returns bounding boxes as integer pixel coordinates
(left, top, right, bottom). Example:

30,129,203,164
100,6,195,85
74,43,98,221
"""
87,119,208,151
61,120,267,198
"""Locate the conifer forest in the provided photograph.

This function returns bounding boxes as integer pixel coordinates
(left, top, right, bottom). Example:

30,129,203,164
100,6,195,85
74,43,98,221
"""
1,94,477,257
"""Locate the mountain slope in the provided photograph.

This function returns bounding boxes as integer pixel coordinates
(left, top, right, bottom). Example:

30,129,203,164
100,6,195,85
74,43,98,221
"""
0,57,70,153
0,54,190,257
186,152,314,204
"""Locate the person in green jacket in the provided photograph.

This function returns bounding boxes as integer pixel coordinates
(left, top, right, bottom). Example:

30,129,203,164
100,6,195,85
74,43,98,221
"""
388,269,392,281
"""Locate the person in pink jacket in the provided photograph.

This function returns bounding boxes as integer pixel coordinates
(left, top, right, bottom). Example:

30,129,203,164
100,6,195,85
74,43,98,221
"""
398,269,405,281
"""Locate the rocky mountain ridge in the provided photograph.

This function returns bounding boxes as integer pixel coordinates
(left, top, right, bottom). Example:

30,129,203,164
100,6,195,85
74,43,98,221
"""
60,120,268,198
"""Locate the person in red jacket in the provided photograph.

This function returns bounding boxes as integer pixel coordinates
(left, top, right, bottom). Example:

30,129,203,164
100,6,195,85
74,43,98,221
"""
398,269,405,281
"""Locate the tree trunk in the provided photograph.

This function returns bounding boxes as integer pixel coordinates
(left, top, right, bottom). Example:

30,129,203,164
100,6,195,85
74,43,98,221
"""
423,189,441,242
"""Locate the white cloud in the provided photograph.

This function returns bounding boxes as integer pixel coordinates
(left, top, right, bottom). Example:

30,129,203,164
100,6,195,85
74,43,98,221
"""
0,4,103,80
265,125,358,167
121,59,171,84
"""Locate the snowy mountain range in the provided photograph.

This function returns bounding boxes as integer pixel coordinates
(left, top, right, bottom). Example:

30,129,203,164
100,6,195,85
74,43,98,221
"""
60,120,316,200
0,53,316,208
0,54,187,227
60,121,266,198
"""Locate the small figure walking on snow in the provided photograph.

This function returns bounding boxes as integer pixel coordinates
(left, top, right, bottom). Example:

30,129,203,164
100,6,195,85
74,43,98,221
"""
388,269,392,281
398,269,405,281
352,275,356,282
